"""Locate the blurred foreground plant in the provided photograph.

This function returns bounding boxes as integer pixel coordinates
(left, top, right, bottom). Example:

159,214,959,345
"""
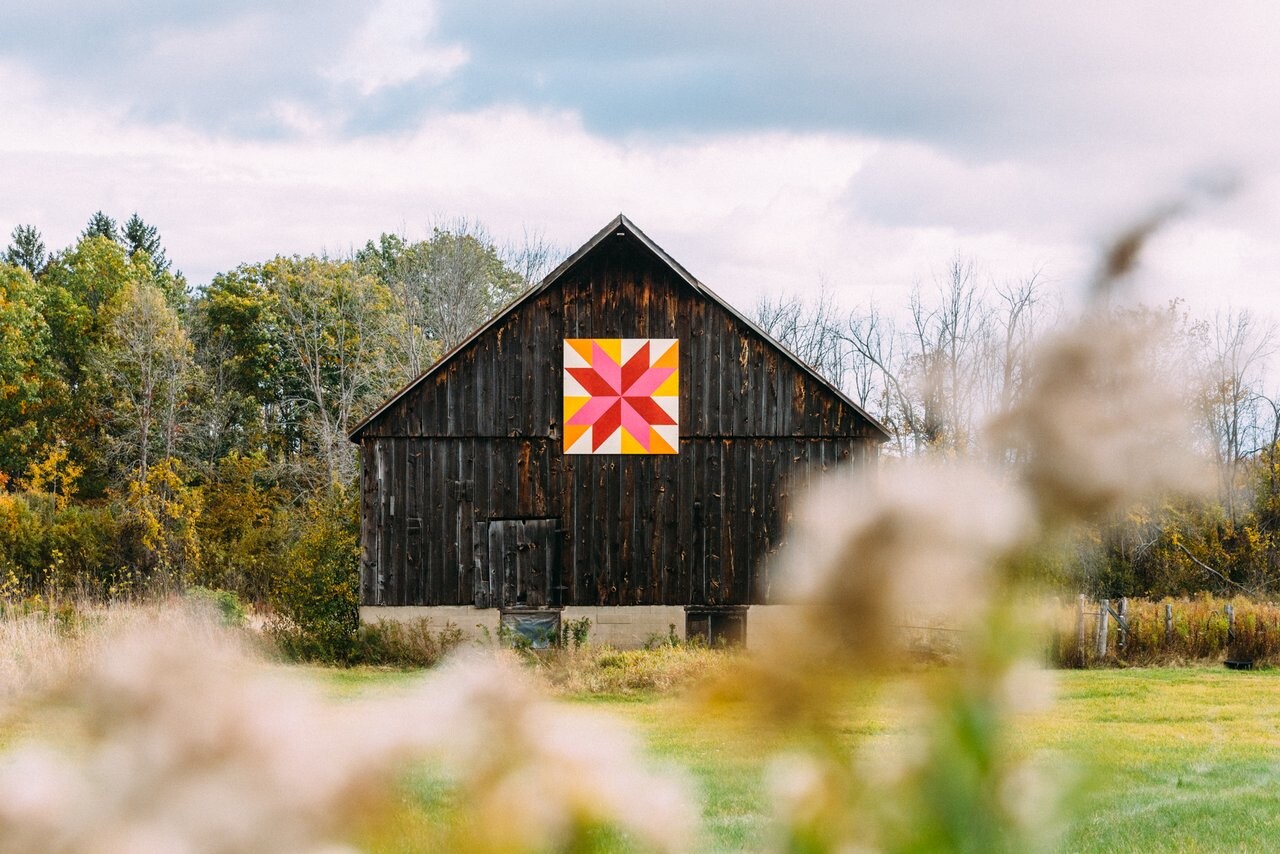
0,607,695,853
0,210,1218,853
726,221,1212,852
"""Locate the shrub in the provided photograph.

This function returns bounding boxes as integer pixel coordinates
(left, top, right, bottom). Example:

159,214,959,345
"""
115,459,204,592
185,586,248,628
266,489,360,663
349,619,465,667
643,623,683,650
560,616,592,650
0,491,121,598
195,451,288,604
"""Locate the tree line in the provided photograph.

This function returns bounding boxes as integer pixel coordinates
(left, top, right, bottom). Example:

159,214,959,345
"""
754,260,1280,598
0,212,556,611
3,213,1274,606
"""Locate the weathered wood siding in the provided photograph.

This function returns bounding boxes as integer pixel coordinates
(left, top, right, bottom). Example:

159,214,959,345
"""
357,228,880,608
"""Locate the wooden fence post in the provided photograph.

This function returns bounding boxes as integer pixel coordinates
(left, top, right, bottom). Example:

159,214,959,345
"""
1097,598,1110,660
1226,602,1236,645
1076,594,1087,661
1048,596,1061,666
1165,603,1173,646
1118,598,1129,650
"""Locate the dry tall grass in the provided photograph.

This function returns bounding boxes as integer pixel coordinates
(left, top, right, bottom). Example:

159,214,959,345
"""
534,644,733,697
0,602,183,707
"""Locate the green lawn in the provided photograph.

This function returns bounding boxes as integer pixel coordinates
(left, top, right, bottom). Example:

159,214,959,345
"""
1043,669,1280,852
329,666,1280,852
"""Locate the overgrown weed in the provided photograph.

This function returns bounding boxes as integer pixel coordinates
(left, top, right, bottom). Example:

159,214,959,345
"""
349,618,466,668
533,643,735,698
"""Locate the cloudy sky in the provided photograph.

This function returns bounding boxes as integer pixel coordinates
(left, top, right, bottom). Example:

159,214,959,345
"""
2,1,1279,316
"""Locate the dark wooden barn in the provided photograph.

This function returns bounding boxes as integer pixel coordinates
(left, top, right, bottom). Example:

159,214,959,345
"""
348,215,887,645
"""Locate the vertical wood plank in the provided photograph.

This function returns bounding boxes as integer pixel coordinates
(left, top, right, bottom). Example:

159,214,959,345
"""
619,453,636,603
488,521,503,608
377,441,392,605
359,441,377,604
405,446,421,605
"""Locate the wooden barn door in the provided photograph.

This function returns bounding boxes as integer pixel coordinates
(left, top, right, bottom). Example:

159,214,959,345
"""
485,518,560,609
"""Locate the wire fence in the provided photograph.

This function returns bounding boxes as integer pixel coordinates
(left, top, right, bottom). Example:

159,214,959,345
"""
1049,595,1280,668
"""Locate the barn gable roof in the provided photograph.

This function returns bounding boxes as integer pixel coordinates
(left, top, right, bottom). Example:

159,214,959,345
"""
348,214,889,441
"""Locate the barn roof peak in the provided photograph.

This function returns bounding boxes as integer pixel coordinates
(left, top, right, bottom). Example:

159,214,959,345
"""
537,213,702,292
348,214,889,441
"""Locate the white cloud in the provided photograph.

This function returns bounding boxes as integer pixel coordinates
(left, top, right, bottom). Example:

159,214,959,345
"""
0,37,1277,335
326,0,468,96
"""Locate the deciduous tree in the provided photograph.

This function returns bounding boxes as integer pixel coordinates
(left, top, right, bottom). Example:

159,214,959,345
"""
0,263,52,484
267,256,395,489
96,278,195,486
358,221,527,381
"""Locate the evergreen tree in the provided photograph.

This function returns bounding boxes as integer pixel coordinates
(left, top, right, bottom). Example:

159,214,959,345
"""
123,213,170,272
82,210,119,243
4,224,46,276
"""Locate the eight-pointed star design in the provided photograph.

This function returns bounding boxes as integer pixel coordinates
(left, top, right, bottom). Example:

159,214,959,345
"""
563,339,678,454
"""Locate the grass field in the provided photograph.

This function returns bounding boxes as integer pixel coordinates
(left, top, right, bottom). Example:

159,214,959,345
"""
1044,669,1280,852
326,665,1280,852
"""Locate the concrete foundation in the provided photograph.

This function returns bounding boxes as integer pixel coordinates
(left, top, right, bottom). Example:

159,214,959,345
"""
359,605,501,645
359,604,800,650
360,604,687,649
560,605,686,648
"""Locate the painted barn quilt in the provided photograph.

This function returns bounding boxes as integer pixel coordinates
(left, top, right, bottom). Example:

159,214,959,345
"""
563,338,679,454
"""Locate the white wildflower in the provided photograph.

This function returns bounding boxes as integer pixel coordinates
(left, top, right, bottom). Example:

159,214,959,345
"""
999,659,1057,715
0,611,390,854
778,460,1035,660
999,759,1061,837
376,652,698,853
0,615,697,854
767,752,833,828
